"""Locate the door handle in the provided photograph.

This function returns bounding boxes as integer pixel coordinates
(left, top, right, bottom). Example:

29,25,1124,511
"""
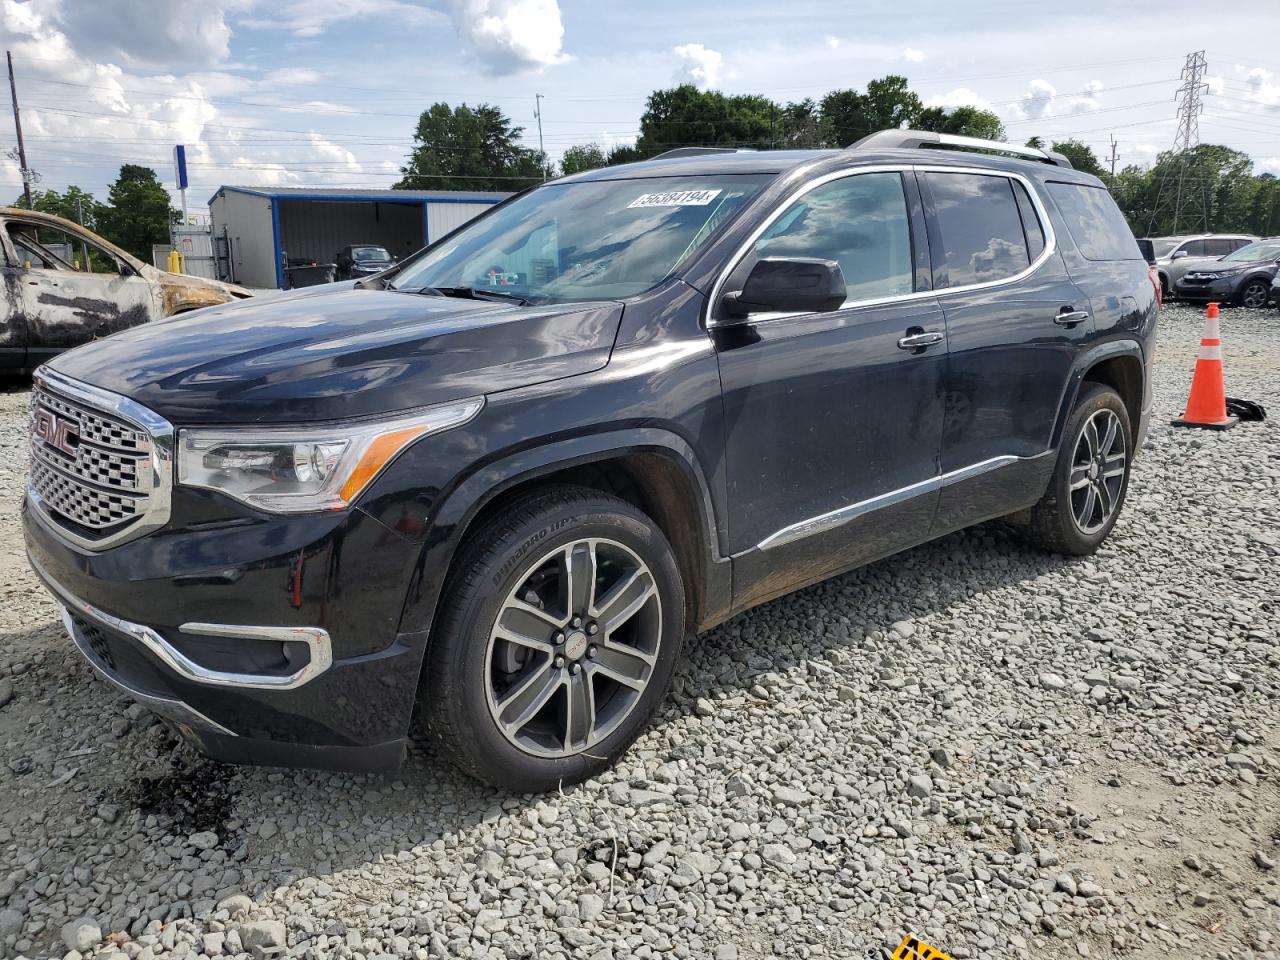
897,329,945,351
1054,308,1090,327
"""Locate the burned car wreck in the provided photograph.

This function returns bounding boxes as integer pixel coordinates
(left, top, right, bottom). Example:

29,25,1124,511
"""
0,207,251,371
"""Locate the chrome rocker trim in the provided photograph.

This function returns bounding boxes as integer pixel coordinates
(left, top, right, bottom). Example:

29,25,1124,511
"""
756,452,1051,551
29,551,332,691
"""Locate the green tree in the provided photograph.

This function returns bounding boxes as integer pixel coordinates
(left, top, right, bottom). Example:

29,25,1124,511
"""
560,143,607,176
777,98,823,148
605,144,645,166
98,165,175,262
917,105,1006,141
819,76,922,147
635,85,776,155
1050,139,1107,178
396,102,549,192
1025,136,1045,149
13,186,108,232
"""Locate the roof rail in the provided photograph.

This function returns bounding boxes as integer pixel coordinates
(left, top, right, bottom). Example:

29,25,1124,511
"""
849,129,1074,168
650,147,755,160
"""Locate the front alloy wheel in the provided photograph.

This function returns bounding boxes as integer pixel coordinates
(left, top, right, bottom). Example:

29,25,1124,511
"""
423,487,685,790
1241,280,1269,309
485,538,661,758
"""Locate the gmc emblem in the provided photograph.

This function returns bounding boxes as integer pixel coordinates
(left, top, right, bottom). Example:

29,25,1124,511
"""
33,408,80,457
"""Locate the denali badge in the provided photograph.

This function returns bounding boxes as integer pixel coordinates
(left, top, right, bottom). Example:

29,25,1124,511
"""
33,408,80,456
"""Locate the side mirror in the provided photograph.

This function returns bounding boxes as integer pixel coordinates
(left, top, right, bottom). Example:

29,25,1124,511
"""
721,257,847,319
1171,249,1188,260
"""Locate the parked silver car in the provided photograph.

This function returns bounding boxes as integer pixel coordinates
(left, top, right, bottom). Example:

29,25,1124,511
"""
1145,233,1258,297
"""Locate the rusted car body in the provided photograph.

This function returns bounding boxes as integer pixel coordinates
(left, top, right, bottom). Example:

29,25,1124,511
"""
0,207,251,371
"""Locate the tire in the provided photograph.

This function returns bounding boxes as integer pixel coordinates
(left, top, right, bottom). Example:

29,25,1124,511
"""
1021,383,1133,556
1239,278,1270,309
1158,273,1170,300
422,486,686,791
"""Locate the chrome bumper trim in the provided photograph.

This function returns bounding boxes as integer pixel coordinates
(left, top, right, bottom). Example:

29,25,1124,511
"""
28,550,332,691
59,607,237,737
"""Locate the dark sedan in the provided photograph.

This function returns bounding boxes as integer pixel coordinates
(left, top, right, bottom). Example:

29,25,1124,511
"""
1174,239,1280,308
335,244,397,281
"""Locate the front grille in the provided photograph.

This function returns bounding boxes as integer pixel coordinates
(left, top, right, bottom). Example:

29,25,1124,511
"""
27,379,169,549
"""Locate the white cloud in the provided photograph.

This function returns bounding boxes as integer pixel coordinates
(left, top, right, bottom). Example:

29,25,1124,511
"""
1257,156,1280,176
825,35,840,50
673,43,723,90
925,87,992,111
264,67,322,85
240,0,442,39
56,0,253,67
451,0,569,74
901,47,925,63
1020,79,1056,120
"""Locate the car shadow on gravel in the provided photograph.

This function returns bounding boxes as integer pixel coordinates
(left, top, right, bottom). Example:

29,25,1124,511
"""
2,516,1080,896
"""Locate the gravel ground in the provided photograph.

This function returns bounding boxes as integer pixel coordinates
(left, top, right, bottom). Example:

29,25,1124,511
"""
0,301,1278,960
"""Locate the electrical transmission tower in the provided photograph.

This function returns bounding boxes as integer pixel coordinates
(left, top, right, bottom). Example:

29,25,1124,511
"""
1147,51,1209,235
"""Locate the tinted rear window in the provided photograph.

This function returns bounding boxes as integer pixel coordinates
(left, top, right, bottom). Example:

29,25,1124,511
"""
926,172,1032,286
1048,182,1142,261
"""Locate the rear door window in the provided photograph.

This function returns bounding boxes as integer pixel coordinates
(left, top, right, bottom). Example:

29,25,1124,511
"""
1046,181,1143,261
925,172,1032,287
1202,238,1234,257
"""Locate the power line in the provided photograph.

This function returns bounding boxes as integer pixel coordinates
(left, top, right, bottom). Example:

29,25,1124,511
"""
1147,51,1209,235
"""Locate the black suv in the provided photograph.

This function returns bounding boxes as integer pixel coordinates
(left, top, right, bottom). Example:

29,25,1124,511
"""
23,131,1157,790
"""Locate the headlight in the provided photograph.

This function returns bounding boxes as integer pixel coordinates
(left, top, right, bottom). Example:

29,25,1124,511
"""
176,397,483,513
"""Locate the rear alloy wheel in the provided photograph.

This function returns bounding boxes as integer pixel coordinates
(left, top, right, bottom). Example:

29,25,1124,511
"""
1240,279,1270,309
1021,383,1133,556
423,487,684,790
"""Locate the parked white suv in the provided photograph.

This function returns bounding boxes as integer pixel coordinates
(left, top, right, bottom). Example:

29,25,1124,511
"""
1146,233,1258,298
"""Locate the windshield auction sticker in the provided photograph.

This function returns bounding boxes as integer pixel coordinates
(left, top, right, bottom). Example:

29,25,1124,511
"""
627,189,722,208
892,936,954,960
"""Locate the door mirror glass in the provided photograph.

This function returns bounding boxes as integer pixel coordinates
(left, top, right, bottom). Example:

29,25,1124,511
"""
721,257,847,318
1170,249,1187,259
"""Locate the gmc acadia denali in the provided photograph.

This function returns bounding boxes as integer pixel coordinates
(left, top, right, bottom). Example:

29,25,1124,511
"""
23,131,1157,790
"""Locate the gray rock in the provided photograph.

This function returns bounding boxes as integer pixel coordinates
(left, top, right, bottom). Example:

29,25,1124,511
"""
578,893,605,922
771,785,809,807
0,908,24,937
1256,850,1276,871
0,678,12,708
907,774,933,799
61,916,102,953
217,894,253,919
1039,673,1066,690
188,830,219,851
239,919,287,952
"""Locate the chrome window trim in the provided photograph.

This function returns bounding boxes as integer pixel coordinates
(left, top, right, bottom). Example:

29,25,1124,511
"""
28,550,332,690
705,163,1058,328
29,367,174,552
755,452,1052,551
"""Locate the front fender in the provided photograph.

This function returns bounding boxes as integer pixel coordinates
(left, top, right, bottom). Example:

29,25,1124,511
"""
363,427,728,639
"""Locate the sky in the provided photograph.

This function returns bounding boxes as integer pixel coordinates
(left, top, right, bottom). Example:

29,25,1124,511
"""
0,0,1278,215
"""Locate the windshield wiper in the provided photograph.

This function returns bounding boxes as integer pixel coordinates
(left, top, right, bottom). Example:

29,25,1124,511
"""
427,285,531,305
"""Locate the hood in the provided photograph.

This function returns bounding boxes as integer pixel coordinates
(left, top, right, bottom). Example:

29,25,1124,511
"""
1173,255,1226,271
48,286,623,424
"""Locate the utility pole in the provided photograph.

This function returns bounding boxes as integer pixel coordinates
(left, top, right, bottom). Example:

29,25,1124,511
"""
1107,135,1120,180
534,94,546,181
1147,51,1209,235
7,50,32,208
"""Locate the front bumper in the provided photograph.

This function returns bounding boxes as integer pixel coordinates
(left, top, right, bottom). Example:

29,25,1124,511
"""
1174,275,1239,302
23,496,427,772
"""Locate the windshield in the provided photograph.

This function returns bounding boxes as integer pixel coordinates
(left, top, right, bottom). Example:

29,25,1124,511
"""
353,246,392,261
389,175,770,302
1151,238,1182,258
1223,240,1280,262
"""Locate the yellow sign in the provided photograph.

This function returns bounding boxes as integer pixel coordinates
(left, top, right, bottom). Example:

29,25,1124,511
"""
892,936,954,960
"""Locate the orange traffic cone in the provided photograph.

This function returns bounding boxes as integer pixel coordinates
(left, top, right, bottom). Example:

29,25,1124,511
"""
1172,303,1238,430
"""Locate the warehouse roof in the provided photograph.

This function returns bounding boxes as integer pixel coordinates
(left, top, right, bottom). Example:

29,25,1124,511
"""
208,185,511,205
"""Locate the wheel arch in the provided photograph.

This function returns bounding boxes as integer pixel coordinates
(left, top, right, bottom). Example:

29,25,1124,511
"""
1053,340,1145,451
396,428,732,644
